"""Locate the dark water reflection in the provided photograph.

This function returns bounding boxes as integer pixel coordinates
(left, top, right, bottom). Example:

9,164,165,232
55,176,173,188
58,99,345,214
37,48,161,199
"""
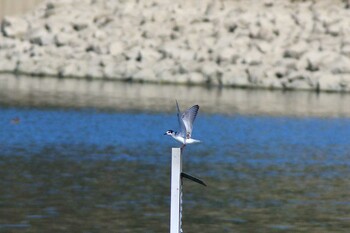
2,74,350,117
1,106,350,232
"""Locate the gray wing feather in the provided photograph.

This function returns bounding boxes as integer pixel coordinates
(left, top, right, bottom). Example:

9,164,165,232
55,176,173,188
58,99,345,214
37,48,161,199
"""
176,100,187,138
181,104,199,139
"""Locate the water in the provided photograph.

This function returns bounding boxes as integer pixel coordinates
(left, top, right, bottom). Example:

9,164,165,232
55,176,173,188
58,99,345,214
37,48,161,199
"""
1,75,350,232
2,74,350,117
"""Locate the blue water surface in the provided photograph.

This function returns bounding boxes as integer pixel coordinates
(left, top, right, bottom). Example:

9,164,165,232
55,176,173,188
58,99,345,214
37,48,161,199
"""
1,106,350,233
1,106,350,169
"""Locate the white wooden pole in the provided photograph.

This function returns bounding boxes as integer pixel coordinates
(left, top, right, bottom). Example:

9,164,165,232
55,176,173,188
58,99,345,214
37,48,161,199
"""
170,148,182,233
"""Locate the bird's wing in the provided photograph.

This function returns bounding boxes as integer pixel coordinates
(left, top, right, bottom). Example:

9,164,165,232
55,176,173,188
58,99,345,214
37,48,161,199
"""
176,100,187,138
181,104,199,139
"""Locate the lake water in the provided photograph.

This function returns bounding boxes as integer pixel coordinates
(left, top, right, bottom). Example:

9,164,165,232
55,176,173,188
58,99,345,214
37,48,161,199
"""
1,74,350,233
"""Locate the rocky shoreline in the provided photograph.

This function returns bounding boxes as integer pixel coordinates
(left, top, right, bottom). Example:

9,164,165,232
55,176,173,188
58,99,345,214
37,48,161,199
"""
1,0,350,92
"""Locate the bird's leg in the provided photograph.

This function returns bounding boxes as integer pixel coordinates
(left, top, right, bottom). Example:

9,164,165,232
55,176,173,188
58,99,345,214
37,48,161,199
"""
180,144,186,153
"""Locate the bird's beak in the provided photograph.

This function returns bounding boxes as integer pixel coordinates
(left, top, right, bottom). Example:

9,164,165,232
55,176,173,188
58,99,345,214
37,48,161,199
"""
164,133,167,135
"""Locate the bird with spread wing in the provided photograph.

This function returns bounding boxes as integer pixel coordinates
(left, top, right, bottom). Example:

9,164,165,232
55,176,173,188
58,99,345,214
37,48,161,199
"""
164,100,201,149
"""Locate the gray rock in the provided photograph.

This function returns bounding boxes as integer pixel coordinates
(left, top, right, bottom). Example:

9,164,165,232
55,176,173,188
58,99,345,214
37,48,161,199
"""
1,16,29,38
108,41,124,56
139,48,163,65
330,55,350,74
246,67,266,85
216,47,240,66
199,62,221,79
36,57,62,76
133,68,157,82
342,44,350,57
242,48,263,66
12,40,32,57
263,0,274,7
87,65,103,79
317,72,350,92
124,59,142,78
123,47,142,61
0,56,17,72
153,59,176,77
157,70,175,83
28,28,55,46
161,45,195,61
284,41,308,59
326,23,343,37
45,19,74,35
299,51,350,75
15,56,38,75
261,70,283,89
54,33,79,47
254,41,272,54
187,72,205,84
45,0,76,11
103,58,126,79
284,70,315,90
2,0,350,92
59,60,88,78
55,63,81,79
169,73,188,84
0,36,18,49
297,51,317,71
221,65,248,86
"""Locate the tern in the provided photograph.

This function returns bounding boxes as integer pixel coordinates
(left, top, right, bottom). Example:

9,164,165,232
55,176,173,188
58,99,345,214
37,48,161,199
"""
164,100,201,149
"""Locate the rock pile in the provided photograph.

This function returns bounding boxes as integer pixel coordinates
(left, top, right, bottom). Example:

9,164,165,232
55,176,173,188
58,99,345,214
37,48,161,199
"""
1,0,350,91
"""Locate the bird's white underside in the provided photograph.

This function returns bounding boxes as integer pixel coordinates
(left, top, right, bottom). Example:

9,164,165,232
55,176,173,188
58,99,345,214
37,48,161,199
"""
172,134,201,144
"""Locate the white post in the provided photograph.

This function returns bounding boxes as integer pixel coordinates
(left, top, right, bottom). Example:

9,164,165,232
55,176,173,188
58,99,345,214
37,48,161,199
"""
170,148,182,233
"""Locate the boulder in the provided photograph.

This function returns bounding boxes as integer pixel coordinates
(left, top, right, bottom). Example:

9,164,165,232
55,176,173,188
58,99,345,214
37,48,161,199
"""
59,60,88,78
160,45,195,61
157,70,175,83
124,59,142,78
54,33,80,47
284,41,308,59
221,65,249,86
35,57,62,76
215,47,240,66
329,55,350,74
0,56,17,72
242,48,263,66
133,68,157,82
153,59,176,77
108,41,124,56
261,71,283,89
139,48,163,65
341,44,350,57
187,72,205,84
0,36,18,49
28,28,55,46
87,65,103,79
170,73,188,84
298,51,350,75
317,72,350,92
2,0,350,92
283,70,315,90
1,17,29,38
15,56,38,75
